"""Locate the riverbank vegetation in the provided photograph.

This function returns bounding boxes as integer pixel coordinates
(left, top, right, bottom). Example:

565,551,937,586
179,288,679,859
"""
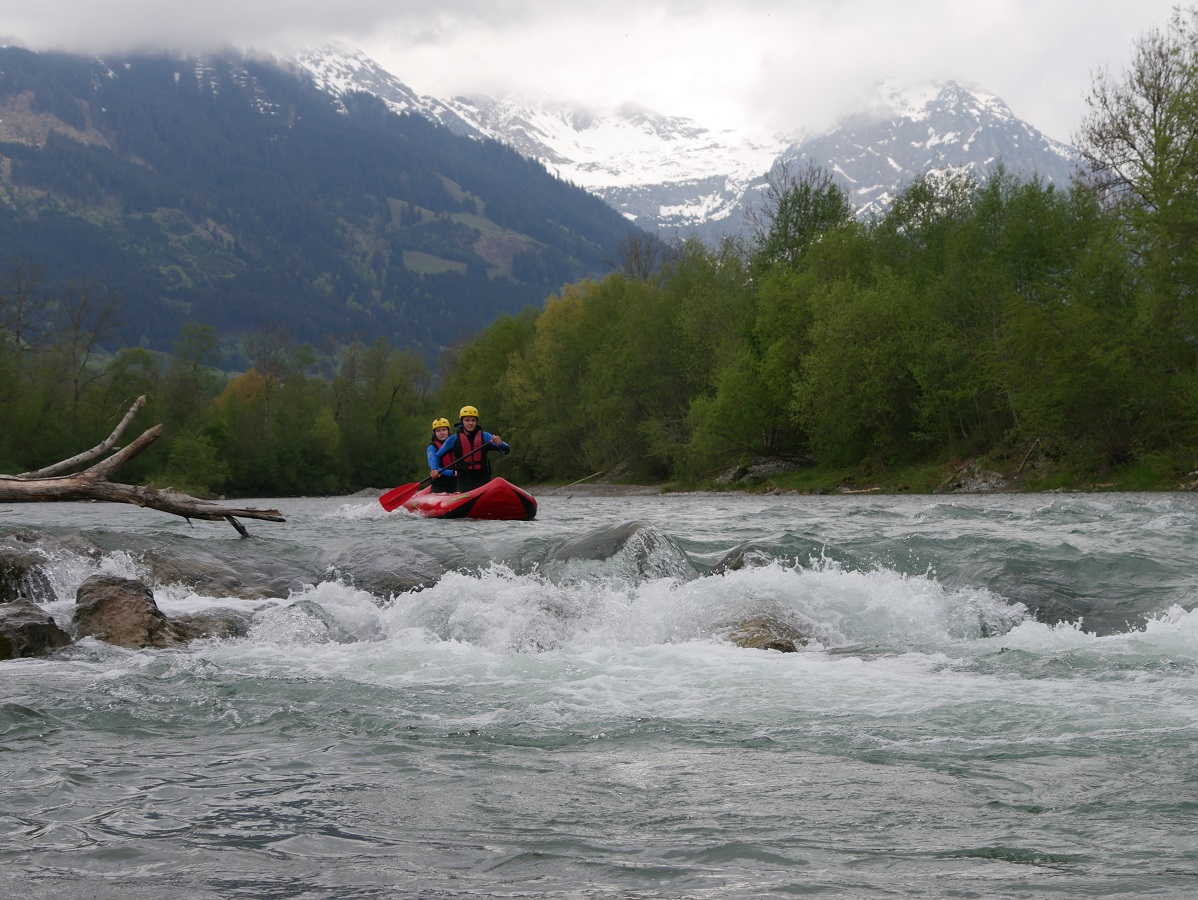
440,10,1198,495
4,10,1198,498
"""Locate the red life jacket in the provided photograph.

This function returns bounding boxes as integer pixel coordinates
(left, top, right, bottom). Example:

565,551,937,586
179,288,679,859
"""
455,428,486,473
432,436,456,470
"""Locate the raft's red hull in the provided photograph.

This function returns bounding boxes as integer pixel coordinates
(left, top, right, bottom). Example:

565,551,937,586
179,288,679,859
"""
401,477,537,520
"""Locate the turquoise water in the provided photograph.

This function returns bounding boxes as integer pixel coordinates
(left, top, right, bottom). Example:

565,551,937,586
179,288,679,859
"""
2,492,1198,898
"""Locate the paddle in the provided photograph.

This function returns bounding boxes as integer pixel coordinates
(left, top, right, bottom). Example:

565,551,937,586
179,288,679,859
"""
378,475,435,512
378,432,501,511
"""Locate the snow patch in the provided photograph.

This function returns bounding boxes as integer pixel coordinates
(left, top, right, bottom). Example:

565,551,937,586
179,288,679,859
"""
289,47,1081,235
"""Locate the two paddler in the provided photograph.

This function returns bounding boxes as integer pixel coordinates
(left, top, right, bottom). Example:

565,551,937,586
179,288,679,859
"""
428,405,510,493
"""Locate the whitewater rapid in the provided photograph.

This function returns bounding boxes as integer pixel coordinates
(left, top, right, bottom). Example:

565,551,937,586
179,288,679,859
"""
3,491,1198,897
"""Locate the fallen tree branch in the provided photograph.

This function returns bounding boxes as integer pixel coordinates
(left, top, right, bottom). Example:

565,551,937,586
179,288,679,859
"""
84,423,164,480
19,395,147,478
0,398,284,535
560,469,607,489
1016,438,1042,476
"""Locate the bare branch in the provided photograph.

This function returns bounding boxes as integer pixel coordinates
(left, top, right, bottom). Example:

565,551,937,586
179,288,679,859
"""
82,424,164,480
608,232,674,281
19,395,147,478
1075,15,1198,209
0,476,284,526
1,396,285,535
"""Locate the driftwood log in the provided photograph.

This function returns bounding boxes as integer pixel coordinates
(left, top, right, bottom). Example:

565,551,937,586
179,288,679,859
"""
0,396,284,536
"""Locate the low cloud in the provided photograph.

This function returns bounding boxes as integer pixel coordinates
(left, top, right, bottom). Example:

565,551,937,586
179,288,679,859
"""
0,0,1183,142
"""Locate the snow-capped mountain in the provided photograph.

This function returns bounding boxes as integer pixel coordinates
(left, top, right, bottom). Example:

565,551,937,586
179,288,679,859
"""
288,46,481,136
288,48,1080,239
436,94,791,232
758,80,1080,222
287,47,789,233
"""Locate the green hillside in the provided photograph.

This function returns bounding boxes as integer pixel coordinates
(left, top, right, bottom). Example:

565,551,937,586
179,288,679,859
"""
0,47,641,355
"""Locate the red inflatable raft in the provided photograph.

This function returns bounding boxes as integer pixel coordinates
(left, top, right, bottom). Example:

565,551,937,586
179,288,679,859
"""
401,477,538,520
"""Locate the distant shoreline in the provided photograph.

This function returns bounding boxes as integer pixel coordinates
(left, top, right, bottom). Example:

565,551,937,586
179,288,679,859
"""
340,476,1198,501
530,483,664,497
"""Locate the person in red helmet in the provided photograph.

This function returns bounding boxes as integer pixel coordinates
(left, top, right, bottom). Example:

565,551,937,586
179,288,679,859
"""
435,405,509,492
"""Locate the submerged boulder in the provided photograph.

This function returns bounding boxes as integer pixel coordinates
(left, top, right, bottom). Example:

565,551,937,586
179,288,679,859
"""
543,521,698,583
173,608,254,641
547,521,654,562
718,614,811,653
139,546,302,600
325,546,444,599
249,598,355,644
74,575,183,649
711,542,777,575
0,598,72,659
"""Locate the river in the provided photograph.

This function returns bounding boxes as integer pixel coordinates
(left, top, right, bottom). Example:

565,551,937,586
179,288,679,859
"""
2,490,1197,898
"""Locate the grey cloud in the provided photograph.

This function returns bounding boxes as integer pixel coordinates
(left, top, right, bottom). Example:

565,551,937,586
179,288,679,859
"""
0,0,1185,143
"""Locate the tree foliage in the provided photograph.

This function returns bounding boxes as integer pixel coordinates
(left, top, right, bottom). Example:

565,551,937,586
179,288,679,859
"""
7,10,1198,493
1076,7,1198,369
437,138,1193,483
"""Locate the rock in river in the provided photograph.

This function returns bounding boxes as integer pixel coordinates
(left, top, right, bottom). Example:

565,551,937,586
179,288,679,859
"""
73,574,183,649
718,614,811,653
543,521,699,584
1,529,100,604
0,598,72,659
324,546,444,599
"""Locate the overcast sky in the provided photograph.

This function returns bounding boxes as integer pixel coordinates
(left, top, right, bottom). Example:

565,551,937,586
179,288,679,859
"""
0,1,1186,142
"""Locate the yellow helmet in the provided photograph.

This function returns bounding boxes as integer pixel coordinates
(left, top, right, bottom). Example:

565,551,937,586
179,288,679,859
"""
431,417,451,430
459,405,479,418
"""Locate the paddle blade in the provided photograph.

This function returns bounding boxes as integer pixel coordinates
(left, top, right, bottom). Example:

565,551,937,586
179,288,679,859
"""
379,482,420,512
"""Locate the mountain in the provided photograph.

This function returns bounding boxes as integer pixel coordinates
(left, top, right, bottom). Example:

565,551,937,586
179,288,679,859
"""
288,47,791,237
436,95,790,235
754,81,1081,222
291,49,1080,239
0,42,1083,360
288,46,482,138
0,46,640,354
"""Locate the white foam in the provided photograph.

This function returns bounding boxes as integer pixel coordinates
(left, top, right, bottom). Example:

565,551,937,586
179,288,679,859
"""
33,533,1197,672
991,602,1198,659
171,560,1198,742
322,500,391,521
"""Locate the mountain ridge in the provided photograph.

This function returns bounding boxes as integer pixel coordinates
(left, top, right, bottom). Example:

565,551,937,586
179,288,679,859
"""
289,47,1082,239
775,79,1080,220
0,46,639,354
287,46,792,233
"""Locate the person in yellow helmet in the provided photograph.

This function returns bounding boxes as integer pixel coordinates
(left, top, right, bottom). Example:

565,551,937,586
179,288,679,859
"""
434,405,510,492
425,417,457,493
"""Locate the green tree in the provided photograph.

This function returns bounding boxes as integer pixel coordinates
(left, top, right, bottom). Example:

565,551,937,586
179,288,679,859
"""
1076,6,1198,368
794,274,918,464
746,160,854,274
155,431,230,498
331,337,431,488
438,308,536,450
502,284,594,477
161,321,224,433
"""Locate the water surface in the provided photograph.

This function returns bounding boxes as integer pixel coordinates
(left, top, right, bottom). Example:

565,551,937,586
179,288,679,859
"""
2,491,1197,897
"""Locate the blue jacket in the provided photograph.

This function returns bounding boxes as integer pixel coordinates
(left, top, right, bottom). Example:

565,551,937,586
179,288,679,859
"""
435,430,509,468
426,442,456,478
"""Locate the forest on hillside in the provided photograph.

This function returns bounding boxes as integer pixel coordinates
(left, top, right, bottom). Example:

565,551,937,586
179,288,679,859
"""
434,10,1198,490
0,48,637,356
4,11,1198,497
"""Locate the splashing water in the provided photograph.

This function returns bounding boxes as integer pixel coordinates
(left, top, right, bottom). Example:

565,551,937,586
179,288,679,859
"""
3,492,1198,897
